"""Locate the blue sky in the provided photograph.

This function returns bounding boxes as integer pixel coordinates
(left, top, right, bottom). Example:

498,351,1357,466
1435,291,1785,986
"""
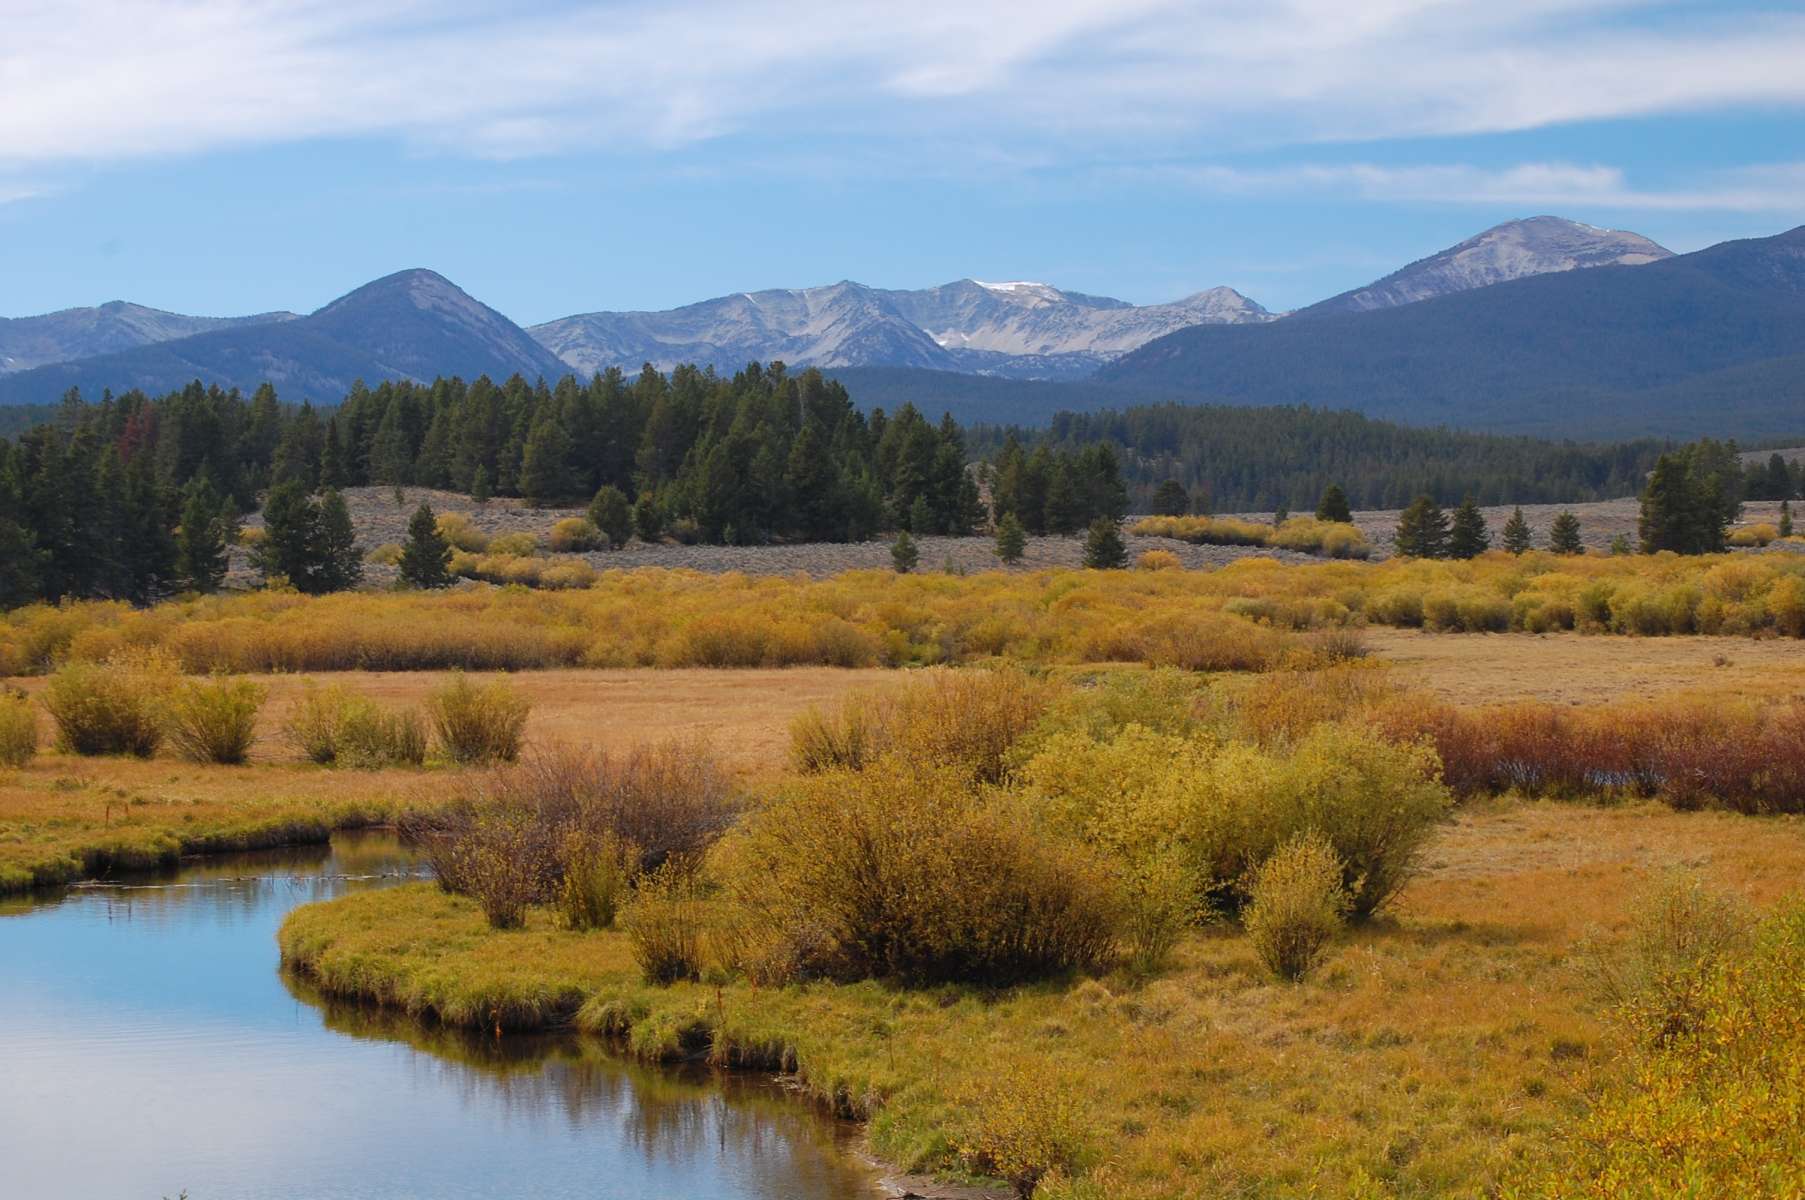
2,0,1802,323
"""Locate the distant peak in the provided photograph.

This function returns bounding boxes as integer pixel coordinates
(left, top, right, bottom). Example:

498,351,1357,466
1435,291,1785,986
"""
974,279,1055,293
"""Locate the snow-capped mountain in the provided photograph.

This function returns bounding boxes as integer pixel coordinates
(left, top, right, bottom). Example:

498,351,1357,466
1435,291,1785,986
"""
1301,216,1673,316
529,279,1273,381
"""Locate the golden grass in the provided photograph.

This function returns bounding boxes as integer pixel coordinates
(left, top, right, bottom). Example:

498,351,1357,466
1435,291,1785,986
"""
6,549,1805,680
0,668,881,893
279,799,1805,1199
1365,628,1805,705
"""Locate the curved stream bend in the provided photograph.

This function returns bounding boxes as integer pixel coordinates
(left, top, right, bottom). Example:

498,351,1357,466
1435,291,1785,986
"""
0,833,878,1200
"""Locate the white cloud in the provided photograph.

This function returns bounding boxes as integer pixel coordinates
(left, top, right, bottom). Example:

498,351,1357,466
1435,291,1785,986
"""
1135,160,1805,213
2,1,1804,167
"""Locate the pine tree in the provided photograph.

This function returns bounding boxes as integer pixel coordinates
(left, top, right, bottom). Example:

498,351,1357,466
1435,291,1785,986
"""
994,512,1026,565
891,529,919,574
471,465,492,504
519,419,575,506
1781,499,1794,539
634,492,664,543
312,489,363,593
1315,484,1353,524
253,482,314,589
1393,495,1449,558
320,417,348,488
589,485,633,549
1151,479,1190,517
399,502,453,589
1549,511,1583,555
177,472,231,593
1447,496,1490,559
1043,460,1082,534
1501,506,1532,555
908,494,935,536
1082,518,1127,569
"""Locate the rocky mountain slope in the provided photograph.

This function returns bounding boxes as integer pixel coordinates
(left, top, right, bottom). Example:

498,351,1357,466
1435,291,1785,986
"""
0,302,298,374
1301,216,1672,316
529,278,1272,381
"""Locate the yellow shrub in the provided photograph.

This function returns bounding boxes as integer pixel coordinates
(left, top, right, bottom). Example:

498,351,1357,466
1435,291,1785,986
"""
487,531,539,557
435,512,489,552
40,651,177,757
548,518,601,553
1135,549,1181,571
365,542,404,566
167,675,266,764
1726,523,1777,547
1243,831,1349,982
427,672,531,765
957,1060,1093,1199
0,691,37,767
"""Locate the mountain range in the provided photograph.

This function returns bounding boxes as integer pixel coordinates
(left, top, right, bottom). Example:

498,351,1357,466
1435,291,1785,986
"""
1,216,1801,441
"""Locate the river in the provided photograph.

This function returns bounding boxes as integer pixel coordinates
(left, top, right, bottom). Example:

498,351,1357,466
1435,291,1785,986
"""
0,833,880,1199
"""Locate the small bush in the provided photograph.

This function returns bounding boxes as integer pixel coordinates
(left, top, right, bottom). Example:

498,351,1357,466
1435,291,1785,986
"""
487,531,539,557
622,861,707,984
790,668,1056,786
435,512,489,552
448,802,557,929
548,517,602,552
365,542,404,566
726,762,1121,985
1119,851,1198,977
167,675,266,764
957,1061,1092,1199
557,829,633,931
1581,869,1752,1041
1243,831,1349,982
428,673,531,765
41,653,175,757
283,682,425,768
0,691,38,766
507,742,737,871
1135,548,1182,571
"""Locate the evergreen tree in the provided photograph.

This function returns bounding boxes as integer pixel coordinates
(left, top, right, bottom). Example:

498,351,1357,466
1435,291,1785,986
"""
1549,511,1583,555
1272,504,1289,527
1393,495,1450,558
312,489,363,593
1043,460,1082,534
399,502,454,589
253,481,314,588
1447,496,1490,559
1781,499,1794,539
1151,479,1190,517
1082,518,1127,569
907,493,935,536
1315,483,1353,524
634,492,664,543
177,472,231,593
471,465,492,504
320,417,348,488
891,529,919,574
1609,534,1633,556
994,512,1026,565
0,446,42,608
1639,442,1739,554
589,485,633,549
519,419,575,506
1501,506,1532,555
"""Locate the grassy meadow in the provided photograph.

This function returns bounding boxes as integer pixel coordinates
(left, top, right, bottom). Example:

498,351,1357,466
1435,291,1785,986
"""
5,560,1804,1197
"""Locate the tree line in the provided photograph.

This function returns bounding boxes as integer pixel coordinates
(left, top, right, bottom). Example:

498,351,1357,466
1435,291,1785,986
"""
971,402,1684,513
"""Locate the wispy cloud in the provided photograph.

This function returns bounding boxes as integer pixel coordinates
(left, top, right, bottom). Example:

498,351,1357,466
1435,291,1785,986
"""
1132,161,1805,213
2,1,1804,167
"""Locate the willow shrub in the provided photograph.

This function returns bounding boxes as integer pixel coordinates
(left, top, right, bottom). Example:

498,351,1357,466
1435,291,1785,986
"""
791,667,1058,786
1130,514,1371,559
1242,831,1350,982
283,682,426,768
621,861,708,984
1514,902,1805,1198
1020,721,1448,919
167,675,267,764
723,761,1122,985
427,673,531,765
40,651,176,757
0,691,37,767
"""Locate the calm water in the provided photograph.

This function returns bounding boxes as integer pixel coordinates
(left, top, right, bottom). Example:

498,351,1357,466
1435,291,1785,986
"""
0,834,877,1200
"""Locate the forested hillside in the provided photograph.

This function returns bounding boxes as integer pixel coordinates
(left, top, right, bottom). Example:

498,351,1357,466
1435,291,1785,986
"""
972,403,1674,512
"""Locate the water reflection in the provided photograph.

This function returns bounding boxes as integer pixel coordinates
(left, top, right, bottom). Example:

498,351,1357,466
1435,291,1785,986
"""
0,833,876,1200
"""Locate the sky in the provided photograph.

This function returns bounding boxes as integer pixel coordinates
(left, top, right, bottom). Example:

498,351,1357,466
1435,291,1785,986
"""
2,0,1803,324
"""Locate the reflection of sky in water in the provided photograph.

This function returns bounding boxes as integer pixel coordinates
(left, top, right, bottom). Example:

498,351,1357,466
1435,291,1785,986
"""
0,836,874,1200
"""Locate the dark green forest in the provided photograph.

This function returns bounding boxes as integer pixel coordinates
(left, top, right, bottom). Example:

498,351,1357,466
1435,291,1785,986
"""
971,403,1684,513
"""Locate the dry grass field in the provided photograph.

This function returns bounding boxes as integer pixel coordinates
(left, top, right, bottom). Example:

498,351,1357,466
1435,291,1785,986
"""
1365,628,1805,705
